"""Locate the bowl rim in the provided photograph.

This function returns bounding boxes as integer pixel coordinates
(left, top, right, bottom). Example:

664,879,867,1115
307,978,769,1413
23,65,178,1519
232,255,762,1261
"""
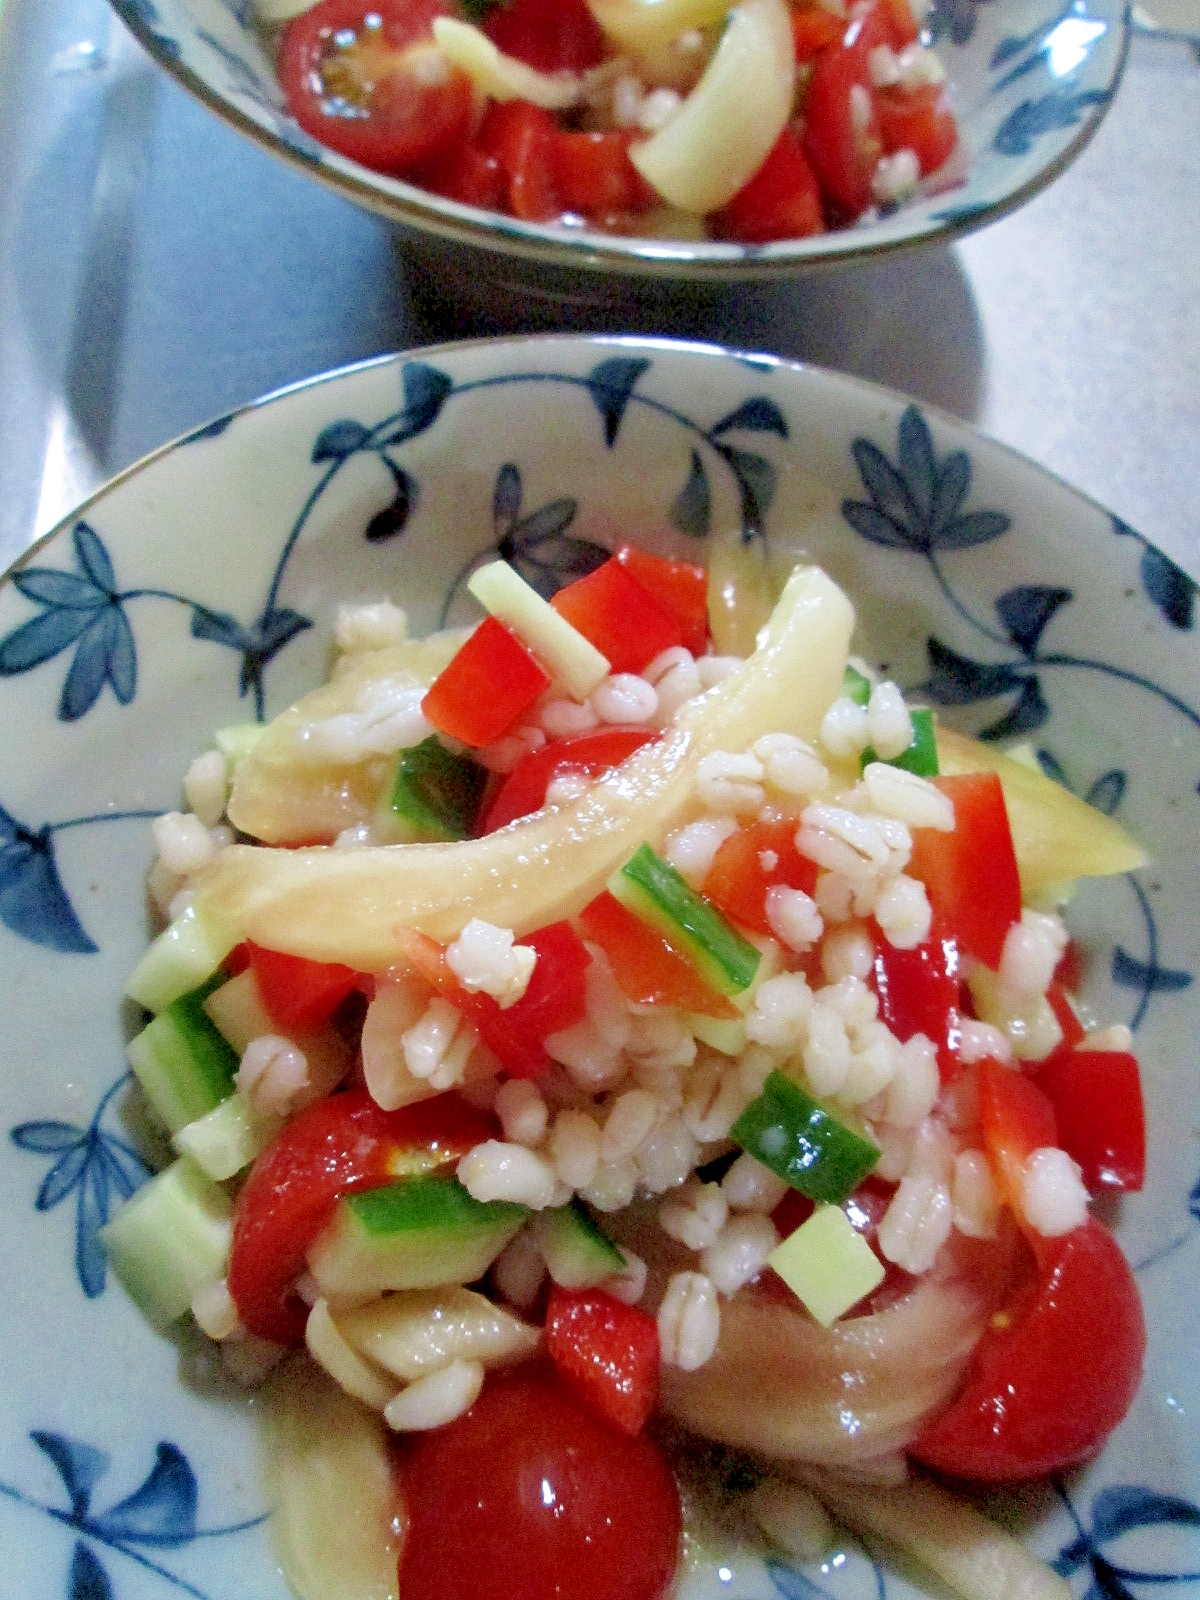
106,0,1131,281
9,330,1191,592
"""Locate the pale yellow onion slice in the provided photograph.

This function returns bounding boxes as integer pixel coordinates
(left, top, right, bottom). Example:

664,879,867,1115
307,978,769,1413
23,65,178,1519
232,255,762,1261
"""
629,0,795,214
432,17,582,109
227,630,468,845
254,0,313,23
658,1230,1021,1466
258,1356,400,1600
935,725,1148,898
191,564,854,965
587,0,733,57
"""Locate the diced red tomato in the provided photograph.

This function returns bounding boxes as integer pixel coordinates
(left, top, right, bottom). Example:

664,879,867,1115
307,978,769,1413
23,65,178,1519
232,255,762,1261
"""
550,558,691,675
614,546,709,656
399,1366,681,1600
872,923,963,1082
578,891,739,1019
483,0,604,74
227,1090,495,1342
545,1286,661,1435
478,100,562,223
1054,939,1084,995
481,726,661,833
1043,981,1087,1054
702,817,818,937
1035,1048,1145,1192
398,922,591,1079
244,943,363,1033
875,83,958,176
790,3,846,58
714,128,825,243
873,0,921,50
908,771,1022,971
422,615,551,747
910,1216,1146,1479
555,130,656,218
976,1056,1059,1214
278,0,474,177
419,139,505,210
802,8,885,218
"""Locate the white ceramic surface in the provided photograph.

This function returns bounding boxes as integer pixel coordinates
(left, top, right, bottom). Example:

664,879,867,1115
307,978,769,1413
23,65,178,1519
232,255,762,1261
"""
0,336,1196,1600
103,0,1129,285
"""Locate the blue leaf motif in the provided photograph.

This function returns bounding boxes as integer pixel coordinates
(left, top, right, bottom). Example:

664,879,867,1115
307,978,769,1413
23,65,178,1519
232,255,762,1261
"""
493,462,523,527
38,1139,90,1210
585,357,650,447
0,815,98,954
1112,948,1192,996
850,439,925,545
898,405,938,520
766,1559,838,1600
93,1443,198,1546
365,461,415,542
928,448,970,536
717,444,776,538
385,362,454,446
995,88,1109,156
312,419,371,462
77,1148,111,1298
1086,770,1126,816
60,605,137,721
1140,547,1195,630
69,1539,113,1600
11,1118,87,1154
74,523,117,592
13,569,106,610
1036,747,1069,787
190,605,250,650
671,450,711,539
711,397,788,439
32,1432,111,1520
922,637,1024,705
996,585,1072,657
1089,1485,1200,1544
980,674,1050,739
935,508,1012,552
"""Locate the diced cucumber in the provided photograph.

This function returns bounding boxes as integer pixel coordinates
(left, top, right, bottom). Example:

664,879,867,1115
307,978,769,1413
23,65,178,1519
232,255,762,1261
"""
127,974,239,1135
767,1203,885,1326
202,967,274,1053
126,903,236,1014
468,560,610,699
384,736,488,841
100,1157,233,1329
731,1070,880,1205
684,1011,747,1056
307,1176,528,1299
532,1200,626,1289
609,843,761,997
214,722,266,770
841,664,873,706
173,1092,280,1181
862,708,938,778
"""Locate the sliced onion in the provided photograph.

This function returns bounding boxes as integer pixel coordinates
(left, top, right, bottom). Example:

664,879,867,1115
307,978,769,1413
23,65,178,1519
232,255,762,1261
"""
629,0,795,214
587,0,733,56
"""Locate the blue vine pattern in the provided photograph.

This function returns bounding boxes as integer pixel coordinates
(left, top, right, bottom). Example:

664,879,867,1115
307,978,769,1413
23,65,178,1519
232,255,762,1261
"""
11,1076,149,1299
1054,1480,1200,1599
0,1433,264,1600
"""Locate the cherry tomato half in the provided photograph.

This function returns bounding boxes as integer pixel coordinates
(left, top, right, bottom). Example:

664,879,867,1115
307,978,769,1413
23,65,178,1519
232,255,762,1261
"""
482,0,604,74
399,1366,681,1600
909,1217,1146,1480
279,0,474,177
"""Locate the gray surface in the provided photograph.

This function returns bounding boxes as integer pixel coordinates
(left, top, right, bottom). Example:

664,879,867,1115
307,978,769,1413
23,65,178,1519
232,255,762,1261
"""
1,0,1196,574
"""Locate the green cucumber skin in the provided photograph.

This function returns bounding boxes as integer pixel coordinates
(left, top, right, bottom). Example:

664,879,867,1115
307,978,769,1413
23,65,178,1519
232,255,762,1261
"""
862,708,939,778
349,1175,527,1236
389,737,488,841
731,1070,880,1205
128,974,240,1135
534,1200,625,1288
100,1158,233,1329
613,844,761,995
842,665,872,707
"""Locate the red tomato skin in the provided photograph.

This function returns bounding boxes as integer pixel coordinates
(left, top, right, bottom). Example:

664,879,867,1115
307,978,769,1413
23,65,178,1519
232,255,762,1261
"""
244,943,362,1033
550,559,690,674
908,771,1022,971
418,139,506,210
578,891,739,1019
545,1287,661,1435
791,4,846,58
702,817,818,937
422,615,551,747
478,100,562,222
228,1090,495,1342
875,83,958,175
481,726,661,833
1035,1049,1146,1191
483,0,604,73
555,130,657,218
872,924,963,1082
614,546,709,654
977,1056,1059,1209
714,128,826,243
802,9,885,218
399,1366,681,1600
909,1217,1146,1480
278,0,473,176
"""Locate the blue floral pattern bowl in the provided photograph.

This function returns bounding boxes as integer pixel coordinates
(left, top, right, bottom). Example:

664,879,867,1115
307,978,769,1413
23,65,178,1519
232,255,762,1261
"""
1,335,1196,1600
105,0,1129,286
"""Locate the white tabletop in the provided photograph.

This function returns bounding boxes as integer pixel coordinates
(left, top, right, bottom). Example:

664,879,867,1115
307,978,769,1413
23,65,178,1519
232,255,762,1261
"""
0,0,1196,577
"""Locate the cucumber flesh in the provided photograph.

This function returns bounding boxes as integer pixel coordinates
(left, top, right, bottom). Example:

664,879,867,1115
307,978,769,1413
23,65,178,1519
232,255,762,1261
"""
532,1201,626,1289
307,1176,528,1299
385,736,488,841
100,1157,233,1329
126,903,236,1013
610,843,761,996
731,1070,880,1206
127,974,239,1135
173,1092,281,1181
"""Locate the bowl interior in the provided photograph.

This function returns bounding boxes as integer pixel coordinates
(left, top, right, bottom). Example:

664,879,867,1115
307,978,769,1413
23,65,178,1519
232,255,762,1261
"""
109,0,1129,278
1,335,1196,1599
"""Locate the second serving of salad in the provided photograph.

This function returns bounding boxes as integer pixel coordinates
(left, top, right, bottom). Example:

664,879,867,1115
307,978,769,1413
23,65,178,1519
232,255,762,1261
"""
104,547,1148,1600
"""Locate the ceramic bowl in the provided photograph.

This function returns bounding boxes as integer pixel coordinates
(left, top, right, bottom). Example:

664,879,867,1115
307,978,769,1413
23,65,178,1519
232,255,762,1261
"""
105,0,1129,318
1,335,1196,1600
